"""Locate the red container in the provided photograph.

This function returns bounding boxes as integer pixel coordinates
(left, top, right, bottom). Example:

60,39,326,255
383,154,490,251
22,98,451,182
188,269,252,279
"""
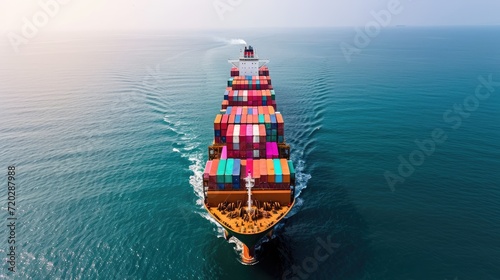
227,124,234,143
259,159,267,183
221,114,229,129
203,161,212,180
252,160,261,184
209,159,219,183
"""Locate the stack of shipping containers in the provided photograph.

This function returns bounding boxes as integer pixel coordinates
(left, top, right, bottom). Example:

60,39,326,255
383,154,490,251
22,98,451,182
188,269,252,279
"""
204,66,295,191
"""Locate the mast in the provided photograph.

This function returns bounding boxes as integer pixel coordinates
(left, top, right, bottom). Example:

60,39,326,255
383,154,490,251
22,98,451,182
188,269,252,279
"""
244,173,255,213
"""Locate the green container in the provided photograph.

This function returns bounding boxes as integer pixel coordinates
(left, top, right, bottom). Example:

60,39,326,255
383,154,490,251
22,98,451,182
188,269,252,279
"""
224,159,234,183
288,160,295,179
258,114,265,124
273,159,283,183
217,159,227,183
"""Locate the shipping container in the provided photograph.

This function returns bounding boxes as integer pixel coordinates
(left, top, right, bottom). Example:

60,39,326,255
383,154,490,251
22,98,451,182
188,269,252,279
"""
288,160,295,181
232,159,241,188
253,159,261,184
203,161,212,180
273,159,283,183
225,159,234,183
209,159,220,183
280,159,290,183
221,146,227,159
217,160,227,183
266,159,275,183
259,159,267,183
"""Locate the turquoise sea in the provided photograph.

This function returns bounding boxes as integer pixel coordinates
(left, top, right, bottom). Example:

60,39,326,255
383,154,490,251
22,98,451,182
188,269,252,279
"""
1,27,499,279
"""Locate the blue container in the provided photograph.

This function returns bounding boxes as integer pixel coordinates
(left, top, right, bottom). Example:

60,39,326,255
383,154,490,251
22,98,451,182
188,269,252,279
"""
232,159,241,188
271,115,277,128
278,136,284,143
221,136,226,143
217,183,225,190
248,108,253,115
226,107,232,114
235,115,241,124
214,130,221,137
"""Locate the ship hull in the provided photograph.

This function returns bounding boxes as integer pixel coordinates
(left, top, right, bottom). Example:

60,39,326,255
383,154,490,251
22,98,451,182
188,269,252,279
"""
204,199,294,248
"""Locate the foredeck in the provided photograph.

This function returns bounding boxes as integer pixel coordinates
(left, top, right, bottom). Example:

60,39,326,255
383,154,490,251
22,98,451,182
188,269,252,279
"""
206,202,293,235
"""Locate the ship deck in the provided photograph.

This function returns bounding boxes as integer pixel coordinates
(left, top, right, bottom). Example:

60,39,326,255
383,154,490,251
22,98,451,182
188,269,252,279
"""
206,201,293,235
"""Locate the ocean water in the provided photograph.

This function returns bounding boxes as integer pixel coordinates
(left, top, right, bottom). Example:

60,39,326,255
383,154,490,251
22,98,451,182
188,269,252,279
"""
1,27,499,279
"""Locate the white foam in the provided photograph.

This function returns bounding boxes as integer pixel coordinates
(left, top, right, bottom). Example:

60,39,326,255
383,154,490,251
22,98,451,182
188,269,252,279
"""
213,37,247,45
229,39,247,45
294,159,311,198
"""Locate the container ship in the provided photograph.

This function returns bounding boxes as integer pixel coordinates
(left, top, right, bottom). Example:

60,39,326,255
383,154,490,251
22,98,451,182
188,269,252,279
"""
203,45,296,264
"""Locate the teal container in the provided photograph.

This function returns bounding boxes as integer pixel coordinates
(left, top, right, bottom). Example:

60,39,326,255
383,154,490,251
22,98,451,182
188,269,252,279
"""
274,159,283,183
225,159,234,183
258,114,265,124
217,159,227,183
288,160,295,180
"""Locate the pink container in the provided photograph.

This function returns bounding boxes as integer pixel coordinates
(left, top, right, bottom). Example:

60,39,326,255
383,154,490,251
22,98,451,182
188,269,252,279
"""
265,142,272,158
204,161,212,179
246,159,254,177
270,142,277,158
221,146,227,159
246,125,253,143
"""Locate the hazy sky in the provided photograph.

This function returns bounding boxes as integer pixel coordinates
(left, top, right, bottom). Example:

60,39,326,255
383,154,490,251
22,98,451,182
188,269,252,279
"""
1,0,500,33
